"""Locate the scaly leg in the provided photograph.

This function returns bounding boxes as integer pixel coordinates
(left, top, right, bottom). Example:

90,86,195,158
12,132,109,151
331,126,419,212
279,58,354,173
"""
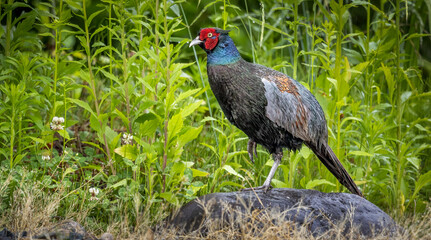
260,151,282,192
242,150,283,193
247,139,257,163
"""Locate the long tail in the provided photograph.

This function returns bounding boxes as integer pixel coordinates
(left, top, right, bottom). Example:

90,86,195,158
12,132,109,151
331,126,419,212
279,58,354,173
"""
305,142,364,197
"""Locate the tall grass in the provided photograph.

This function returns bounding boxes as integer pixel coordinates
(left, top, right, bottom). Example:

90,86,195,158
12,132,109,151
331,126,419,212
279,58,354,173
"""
0,0,430,234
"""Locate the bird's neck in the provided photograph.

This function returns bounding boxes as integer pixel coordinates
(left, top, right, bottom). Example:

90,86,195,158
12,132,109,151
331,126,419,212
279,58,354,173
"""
207,36,241,65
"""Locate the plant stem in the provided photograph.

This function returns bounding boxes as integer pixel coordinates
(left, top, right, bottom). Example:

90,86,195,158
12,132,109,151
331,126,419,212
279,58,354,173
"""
82,0,114,175
120,0,132,134
109,2,114,129
395,0,403,213
335,1,343,160
292,0,298,80
154,0,159,101
5,0,12,57
244,0,255,63
363,0,371,193
334,1,345,192
51,0,63,155
223,0,226,29
162,0,170,193
10,101,15,168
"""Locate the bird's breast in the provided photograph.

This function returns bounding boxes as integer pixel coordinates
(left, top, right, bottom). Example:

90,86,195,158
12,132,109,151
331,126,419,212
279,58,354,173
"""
207,63,267,126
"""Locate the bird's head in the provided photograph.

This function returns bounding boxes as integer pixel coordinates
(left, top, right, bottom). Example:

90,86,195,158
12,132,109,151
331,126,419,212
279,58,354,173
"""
189,27,231,52
189,27,240,65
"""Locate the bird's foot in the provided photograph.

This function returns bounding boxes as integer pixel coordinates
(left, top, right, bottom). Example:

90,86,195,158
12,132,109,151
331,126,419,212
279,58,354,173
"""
241,184,273,193
247,139,258,163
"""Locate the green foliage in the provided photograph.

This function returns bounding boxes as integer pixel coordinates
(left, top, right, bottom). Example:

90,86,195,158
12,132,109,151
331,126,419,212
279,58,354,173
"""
0,0,430,233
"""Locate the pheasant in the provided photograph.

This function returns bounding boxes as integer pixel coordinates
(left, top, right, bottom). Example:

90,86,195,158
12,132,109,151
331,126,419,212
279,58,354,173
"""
189,27,363,197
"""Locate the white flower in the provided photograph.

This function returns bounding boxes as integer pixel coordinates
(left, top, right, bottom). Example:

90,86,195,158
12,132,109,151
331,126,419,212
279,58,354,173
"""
50,116,65,131
122,133,133,145
42,154,50,161
89,187,100,196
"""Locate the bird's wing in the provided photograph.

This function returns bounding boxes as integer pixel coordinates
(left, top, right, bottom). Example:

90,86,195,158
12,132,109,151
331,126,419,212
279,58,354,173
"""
259,73,312,142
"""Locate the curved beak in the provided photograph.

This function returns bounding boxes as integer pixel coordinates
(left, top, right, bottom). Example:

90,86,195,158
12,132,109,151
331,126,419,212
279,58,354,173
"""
189,36,203,47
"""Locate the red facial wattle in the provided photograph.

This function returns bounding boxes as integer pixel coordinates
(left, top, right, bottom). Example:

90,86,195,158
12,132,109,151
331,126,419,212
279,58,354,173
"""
199,28,220,50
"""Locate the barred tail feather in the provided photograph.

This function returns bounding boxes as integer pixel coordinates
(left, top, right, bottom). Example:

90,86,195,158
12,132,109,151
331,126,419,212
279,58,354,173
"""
306,142,364,197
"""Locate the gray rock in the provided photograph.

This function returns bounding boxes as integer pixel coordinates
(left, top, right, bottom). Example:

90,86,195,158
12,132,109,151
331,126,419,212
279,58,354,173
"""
99,233,114,240
168,188,400,238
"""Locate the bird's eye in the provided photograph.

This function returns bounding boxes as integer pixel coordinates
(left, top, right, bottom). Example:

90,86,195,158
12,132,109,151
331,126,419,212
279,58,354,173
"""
207,33,213,38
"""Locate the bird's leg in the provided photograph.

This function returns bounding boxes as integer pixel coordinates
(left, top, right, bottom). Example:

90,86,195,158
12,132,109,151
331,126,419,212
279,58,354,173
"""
247,139,257,163
260,151,283,192
241,150,283,193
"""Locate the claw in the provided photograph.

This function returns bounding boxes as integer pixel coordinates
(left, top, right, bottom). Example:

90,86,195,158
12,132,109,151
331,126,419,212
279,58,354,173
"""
263,184,273,193
247,139,257,163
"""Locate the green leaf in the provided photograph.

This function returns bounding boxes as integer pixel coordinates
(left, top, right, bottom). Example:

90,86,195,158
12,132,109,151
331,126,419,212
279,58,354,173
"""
173,88,201,106
64,0,81,9
63,167,76,177
30,137,48,145
171,162,185,175
140,119,159,137
407,170,431,209
89,114,101,133
272,179,289,188
115,108,129,126
401,91,412,104
159,192,178,205
327,77,338,91
100,69,121,85
191,168,209,177
406,157,420,169
57,129,70,140
135,112,157,123
68,98,97,118
87,9,105,26
226,151,248,162
200,116,217,122
137,76,156,93
109,178,128,189
104,125,118,143
300,147,311,159
167,113,183,141
348,151,373,157
220,181,245,189
404,33,431,42
415,124,430,133
223,165,244,180
123,158,134,167
248,16,291,37
340,117,362,128
114,145,138,160
181,100,203,118
415,170,431,192
178,126,203,147
201,143,217,156
222,11,228,26
12,153,27,167
305,179,335,189
82,141,105,154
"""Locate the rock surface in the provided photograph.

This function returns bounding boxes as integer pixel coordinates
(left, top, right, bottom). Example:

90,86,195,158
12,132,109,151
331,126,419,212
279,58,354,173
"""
168,188,400,237
0,220,112,240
